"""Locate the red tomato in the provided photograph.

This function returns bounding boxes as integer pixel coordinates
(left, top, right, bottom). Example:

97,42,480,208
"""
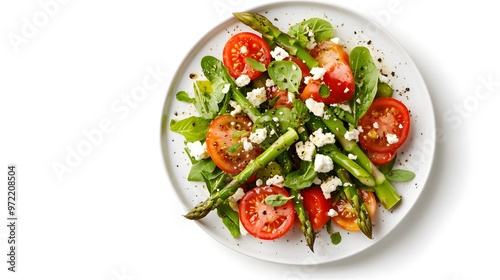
358,97,411,153
332,190,377,232
300,186,334,231
239,185,295,240
366,150,396,166
267,87,292,109
205,114,261,175
300,41,355,104
222,32,271,80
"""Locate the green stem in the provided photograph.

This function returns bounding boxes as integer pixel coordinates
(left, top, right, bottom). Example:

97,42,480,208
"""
184,129,299,220
290,189,315,252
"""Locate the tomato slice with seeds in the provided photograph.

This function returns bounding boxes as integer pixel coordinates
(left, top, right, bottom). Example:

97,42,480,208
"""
358,97,411,153
222,32,271,80
205,114,261,175
332,190,377,232
239,185,295,240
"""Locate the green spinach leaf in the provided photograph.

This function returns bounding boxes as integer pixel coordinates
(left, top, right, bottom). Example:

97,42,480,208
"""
169,116,210,142
267,60,302,94
349,46,379,125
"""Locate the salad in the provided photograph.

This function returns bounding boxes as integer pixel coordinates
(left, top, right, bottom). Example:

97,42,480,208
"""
169,11,415,252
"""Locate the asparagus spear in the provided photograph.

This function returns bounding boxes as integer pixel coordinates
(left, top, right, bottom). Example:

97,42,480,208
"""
335,166,373,239
233,12,319,70
184,128,299,220
318,107,401,209
290,126,317,252
291,189,315,252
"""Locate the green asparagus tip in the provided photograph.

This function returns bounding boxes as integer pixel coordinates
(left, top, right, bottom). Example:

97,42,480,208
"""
232,12,253,26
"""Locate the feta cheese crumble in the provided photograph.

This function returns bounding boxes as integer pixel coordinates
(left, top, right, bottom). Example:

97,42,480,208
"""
235,74,251,87
386,133,399,145
229,187,246,212
327,208,338,217
229,100,242,117
309,128,335,147
240,45,248,54
314,154,334,173
266,174,285,187
306,26,317,50
344,126,363,142
265,79,276,87
320,176,342,199
246,87,267,107
305,98,325,117
310,67,327,80
330,37,343,46
241,137,254,151
186,141,209,160
230,187,245,202
295,141,315,161
347,153,357,160
270,46,290,61
249,128,267,144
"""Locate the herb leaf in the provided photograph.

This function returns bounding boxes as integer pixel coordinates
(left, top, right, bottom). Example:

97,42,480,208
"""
330,232,342,245
384,169,416,182
245,57,267,72
265,194,294,207
288,18,334,48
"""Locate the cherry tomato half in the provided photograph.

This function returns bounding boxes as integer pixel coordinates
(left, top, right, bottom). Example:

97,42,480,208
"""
239,185,295,240
332,190,377,232
205,114,261,175
300,41,355,104
222,32,271,80
300,186,334,231
358,97,411,153
366,149,397,166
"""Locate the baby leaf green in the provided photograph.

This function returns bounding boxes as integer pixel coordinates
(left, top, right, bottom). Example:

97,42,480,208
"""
267,60,302,94
349,46,379,125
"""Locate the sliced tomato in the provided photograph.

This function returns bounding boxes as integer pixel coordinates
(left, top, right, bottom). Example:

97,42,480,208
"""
205,114,261,175
332,190,377,232
222,32,271,80
239,185,295,240
366,150,396,166
358,97,411,153
300,41,355,104
300,186,334,231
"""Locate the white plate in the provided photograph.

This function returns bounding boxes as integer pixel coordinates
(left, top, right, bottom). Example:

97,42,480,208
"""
160,1,435,265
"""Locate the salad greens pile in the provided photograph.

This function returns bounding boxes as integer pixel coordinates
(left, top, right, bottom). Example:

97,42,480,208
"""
169,11,414,250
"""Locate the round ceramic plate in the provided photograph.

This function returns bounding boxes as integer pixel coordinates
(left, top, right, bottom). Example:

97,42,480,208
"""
160,1,435,265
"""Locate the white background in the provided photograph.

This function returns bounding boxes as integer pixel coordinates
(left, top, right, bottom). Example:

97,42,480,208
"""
1,0,498,279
